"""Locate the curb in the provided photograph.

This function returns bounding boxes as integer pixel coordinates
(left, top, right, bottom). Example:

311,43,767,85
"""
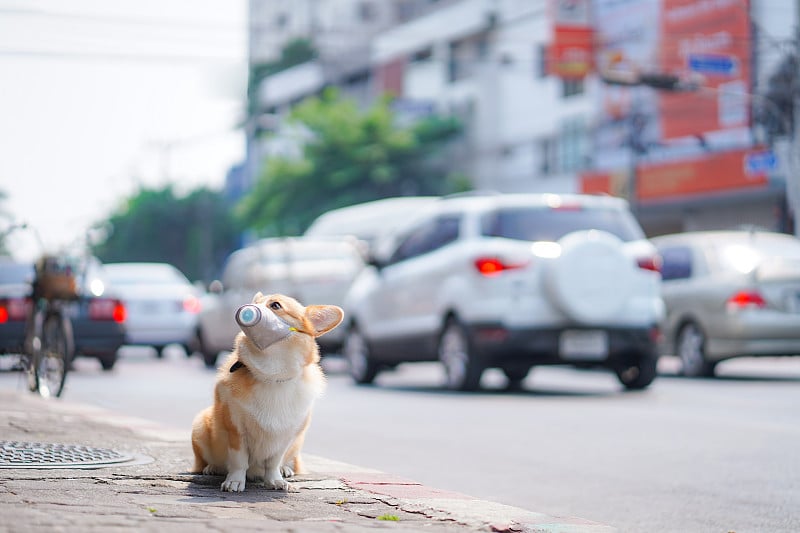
1,391,616,532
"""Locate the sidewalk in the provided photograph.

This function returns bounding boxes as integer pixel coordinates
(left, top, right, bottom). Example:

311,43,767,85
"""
0,390,615,532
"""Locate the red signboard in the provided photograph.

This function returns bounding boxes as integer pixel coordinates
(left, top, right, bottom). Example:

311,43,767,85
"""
580,148,769,202
549,0,593,79
658,0,751,139
549,27,594,79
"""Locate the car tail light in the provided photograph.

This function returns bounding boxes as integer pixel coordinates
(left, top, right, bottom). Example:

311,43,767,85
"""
637,254,662,273
183,295,201,314
0,297,30,323
474,257,528,277
113,301,127,323
89,298,127,323
726,290,766,311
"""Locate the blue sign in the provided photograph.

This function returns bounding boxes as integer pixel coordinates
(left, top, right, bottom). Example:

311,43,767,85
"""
745,151,778,175
391,99,435,118
688,54,738,76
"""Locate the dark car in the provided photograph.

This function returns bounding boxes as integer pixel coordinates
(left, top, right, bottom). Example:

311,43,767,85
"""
0,255,127,370
0,257,34,355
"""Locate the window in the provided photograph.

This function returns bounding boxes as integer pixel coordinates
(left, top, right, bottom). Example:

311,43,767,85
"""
659,246,693,281
412,47,433,63
562,78,584,98
390,215,461,263
448,33,489,83
536,44,548,79
538,137,555,175
558,118,589,173
358,1,376,22
481,207,645,243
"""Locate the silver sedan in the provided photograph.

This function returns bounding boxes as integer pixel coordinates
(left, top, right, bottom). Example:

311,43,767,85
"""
653,230,800,376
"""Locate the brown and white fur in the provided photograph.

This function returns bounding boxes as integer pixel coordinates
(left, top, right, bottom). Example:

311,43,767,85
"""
191,292,343,492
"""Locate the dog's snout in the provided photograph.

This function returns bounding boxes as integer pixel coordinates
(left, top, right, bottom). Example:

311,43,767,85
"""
236,305,262,328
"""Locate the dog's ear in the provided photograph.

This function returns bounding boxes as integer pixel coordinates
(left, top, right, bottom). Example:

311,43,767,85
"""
305,305,344,337
252,291,264,303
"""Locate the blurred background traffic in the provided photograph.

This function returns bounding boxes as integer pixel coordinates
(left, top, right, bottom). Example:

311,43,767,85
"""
2,0,799,379
1,2,800,530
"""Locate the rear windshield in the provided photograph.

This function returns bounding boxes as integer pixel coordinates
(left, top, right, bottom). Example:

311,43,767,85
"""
481,206,645,242
106,265,186,285
715,235,800,273
0,262,33,284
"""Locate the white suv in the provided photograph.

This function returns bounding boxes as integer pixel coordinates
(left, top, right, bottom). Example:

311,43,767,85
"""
342,193,664,391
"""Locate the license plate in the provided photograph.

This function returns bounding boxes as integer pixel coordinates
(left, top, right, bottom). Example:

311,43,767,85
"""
560,330,609,361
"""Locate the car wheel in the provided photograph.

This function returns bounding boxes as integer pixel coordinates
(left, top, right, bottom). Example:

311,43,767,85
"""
438,318,483,392
197,329,218,369
343,325,379,385
98,353,117,371
502,367,529,390
615,352,658,390
676,323,715,377
154,346,166,359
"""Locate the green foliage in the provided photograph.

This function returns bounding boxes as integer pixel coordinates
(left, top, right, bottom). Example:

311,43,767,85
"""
248,38,317,118
92,186,240,282
0,190,10,255
376,514,399,521
238,89,466,236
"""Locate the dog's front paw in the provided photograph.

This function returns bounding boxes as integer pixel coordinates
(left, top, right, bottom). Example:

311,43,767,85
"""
221,473,246,492
280,464,295,478
265,478,291,491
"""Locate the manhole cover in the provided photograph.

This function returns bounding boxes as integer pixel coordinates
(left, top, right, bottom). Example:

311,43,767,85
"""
0,441,140,469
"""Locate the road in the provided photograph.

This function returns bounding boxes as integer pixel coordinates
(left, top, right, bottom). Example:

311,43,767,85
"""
2,347,799,533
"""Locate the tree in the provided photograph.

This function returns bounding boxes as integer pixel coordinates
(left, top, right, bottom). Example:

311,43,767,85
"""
0,190,12,255
92,186,240,282
247,38,317,119
238,88,466,236
761,53,798,139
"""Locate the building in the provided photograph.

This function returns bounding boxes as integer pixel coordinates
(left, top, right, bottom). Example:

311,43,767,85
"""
241,0,800,237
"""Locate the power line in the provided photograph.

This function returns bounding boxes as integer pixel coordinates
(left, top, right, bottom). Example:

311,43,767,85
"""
0,47,244,64
0,5,245,34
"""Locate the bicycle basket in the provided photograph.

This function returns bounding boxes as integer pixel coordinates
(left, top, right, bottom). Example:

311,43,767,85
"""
35,255,78,300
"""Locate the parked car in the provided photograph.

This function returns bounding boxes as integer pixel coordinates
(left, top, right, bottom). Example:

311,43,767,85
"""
196,237,366,368
104,262,201,358
0,257,35,355
652,230,800,377
304,196,439,252
0,255,126,370
341,192,664,391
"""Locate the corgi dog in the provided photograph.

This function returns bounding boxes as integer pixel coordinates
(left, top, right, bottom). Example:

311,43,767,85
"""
191,292,343,492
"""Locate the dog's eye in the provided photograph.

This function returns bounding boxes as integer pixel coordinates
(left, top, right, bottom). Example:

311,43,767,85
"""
269,301,282,311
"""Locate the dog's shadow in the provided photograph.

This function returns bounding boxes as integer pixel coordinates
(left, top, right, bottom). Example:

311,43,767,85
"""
180,473,293,503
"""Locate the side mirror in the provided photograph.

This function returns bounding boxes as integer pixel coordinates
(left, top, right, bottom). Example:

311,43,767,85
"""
208,280,224,294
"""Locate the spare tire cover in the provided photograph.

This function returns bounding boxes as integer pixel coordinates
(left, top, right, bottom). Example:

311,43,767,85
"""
544,230,636,323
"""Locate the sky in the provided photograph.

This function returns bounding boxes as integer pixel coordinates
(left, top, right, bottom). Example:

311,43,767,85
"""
0,0,248,261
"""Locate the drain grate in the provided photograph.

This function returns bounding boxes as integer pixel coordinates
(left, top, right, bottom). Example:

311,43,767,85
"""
0,440,137,469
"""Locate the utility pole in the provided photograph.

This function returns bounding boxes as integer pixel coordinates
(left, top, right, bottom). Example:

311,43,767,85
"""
792,11,800,236
599,69,703,212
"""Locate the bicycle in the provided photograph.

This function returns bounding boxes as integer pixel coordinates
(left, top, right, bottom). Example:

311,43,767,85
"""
21,254,77,398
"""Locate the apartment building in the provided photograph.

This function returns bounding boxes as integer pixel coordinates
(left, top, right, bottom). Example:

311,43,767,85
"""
241,0,800,236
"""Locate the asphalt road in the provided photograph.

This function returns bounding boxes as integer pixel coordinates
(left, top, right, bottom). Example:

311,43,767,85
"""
2,347,798,533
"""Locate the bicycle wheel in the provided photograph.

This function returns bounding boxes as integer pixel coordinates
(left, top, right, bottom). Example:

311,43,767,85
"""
22,310,44,393
36,311,73,398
